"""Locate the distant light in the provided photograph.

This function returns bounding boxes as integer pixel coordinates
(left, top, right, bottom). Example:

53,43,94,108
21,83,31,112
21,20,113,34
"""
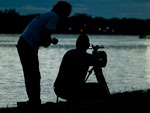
112,29,115,33
103,29,107,32
98,28,101,31
83,24,87,27
68,27,72,31
80,29,83,33
106,26,109,30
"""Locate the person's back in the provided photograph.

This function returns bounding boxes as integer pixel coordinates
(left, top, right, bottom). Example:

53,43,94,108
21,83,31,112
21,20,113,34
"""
54,48,99,90
22,12,59,48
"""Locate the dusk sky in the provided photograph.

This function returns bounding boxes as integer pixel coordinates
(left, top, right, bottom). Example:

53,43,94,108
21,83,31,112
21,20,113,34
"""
0,0,150,19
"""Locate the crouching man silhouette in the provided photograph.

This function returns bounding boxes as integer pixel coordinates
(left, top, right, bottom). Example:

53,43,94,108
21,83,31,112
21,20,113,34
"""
54,34,110,104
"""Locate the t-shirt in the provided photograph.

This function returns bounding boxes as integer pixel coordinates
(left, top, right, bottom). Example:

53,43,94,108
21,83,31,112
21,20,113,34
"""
54,49,103,89
21,11,59,48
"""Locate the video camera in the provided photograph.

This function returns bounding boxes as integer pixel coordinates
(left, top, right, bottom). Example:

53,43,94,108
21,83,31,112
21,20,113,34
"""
89,44,107,61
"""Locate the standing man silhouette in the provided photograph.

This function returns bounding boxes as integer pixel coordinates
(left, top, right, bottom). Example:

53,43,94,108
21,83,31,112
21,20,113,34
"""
16,1,72,110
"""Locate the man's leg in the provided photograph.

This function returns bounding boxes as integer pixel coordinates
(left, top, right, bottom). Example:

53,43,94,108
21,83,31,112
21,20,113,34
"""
17,39,41,108
81,83,110,100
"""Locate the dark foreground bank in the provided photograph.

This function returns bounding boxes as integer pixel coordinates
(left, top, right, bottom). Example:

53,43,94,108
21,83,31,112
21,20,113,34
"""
1,90,150,113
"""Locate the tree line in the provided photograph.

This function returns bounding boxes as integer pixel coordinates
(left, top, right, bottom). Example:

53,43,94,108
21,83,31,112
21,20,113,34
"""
0,9,150,35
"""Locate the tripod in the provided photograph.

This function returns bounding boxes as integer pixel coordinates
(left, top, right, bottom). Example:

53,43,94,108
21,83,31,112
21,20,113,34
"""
85,45,110,94
85,66,110,94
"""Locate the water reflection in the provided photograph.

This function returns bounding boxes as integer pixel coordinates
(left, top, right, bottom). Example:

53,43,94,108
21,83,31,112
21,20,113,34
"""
0,34,150,107
143,46,150,83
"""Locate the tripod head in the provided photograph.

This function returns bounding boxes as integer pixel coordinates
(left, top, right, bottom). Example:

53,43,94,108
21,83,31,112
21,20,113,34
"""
90,44,107,67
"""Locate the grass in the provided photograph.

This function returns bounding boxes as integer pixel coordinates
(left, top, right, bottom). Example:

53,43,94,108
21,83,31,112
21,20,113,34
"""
0,90,150,113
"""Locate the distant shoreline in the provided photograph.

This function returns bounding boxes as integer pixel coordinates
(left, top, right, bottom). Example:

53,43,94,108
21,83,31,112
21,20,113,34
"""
0,9,150,35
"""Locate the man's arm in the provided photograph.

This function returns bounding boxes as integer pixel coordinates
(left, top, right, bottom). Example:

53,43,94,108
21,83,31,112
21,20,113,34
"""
88,52,107,68
41,28,54,47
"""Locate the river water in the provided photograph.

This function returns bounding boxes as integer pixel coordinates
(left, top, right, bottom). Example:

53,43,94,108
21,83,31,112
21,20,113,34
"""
0,34,150,107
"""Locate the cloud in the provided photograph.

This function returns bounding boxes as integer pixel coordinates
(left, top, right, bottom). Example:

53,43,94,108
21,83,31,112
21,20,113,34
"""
73,4,89,14
19,5,50,12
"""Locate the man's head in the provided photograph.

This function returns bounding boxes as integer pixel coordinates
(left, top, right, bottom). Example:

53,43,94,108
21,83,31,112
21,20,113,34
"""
76,34,90,50
52,1,72,19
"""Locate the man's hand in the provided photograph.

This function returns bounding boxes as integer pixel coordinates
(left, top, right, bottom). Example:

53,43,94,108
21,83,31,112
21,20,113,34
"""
41,28,53,47
52,38,58,45
42,38,58,48
42,39,51,47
